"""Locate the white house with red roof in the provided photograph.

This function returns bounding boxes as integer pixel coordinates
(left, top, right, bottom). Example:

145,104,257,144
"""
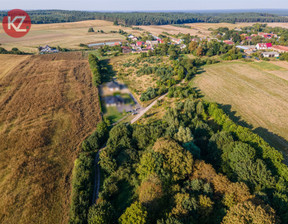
256,43,272,50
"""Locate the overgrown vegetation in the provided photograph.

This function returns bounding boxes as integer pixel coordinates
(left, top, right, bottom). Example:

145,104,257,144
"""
80,53,288,223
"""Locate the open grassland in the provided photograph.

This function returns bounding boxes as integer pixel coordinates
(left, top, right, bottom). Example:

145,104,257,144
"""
0,52,101,224
193,61,288,158
0,20,142,53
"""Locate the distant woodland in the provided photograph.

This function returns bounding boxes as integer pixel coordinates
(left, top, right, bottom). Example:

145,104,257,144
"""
1,10,288,25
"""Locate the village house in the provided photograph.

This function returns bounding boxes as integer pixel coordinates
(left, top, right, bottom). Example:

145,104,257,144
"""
171,38,183,44
256,43,272,50
258,32,277,39
271,45,288,53
262,52,280,58
223,40,234,45
104,95,124,107
106,81,121,91
136,41,145,47
39,45,59,54
146,40,159,46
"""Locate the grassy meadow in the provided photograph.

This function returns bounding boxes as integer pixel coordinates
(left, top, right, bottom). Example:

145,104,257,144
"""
193,61,288,159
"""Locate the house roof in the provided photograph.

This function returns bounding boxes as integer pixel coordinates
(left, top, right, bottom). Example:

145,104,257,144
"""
272,45,288,52
104,96,124,105
262,52,279,56
224,40,234,45
257,43,272,48
106,81,120,89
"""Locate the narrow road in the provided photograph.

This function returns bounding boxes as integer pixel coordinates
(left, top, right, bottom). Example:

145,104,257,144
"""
131,93,168,124
92,150,101,204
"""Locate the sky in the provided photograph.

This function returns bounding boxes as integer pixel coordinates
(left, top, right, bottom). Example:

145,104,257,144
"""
1,0,288,11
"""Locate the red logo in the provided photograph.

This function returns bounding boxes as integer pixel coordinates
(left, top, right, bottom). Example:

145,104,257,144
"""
2,9,31,38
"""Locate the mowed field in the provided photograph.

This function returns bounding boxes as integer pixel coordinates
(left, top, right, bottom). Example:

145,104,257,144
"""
194,61,288,158
0,52,101,224
139,22,260,37
0,20,143,53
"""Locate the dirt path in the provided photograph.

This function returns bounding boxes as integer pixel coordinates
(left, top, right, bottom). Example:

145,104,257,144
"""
131,93,168,124
92,150,101,204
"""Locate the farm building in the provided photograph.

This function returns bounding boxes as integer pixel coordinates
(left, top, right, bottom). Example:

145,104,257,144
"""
104,95,124,107
262,52,280,58
271,45,288,53
106,81,121,91
122,46,132,54
39,45,59,54
256,43,272,50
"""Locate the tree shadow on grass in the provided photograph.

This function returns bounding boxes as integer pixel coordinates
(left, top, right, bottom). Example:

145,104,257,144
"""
100,59,116,83
218,103,288,163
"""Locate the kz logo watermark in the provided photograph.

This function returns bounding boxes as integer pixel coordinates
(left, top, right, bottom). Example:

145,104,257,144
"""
2,9,31,38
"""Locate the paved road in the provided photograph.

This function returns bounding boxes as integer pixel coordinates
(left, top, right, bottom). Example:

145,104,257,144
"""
131,93,168,124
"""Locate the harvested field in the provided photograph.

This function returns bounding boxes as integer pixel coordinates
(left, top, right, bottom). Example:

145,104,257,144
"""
0,52,101,224
139,22,258,37
0,20,142,53
194,61,288,158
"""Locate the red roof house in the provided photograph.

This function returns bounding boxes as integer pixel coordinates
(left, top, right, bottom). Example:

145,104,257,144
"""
256,43,272,50
137,41,144,46
223,40,234,45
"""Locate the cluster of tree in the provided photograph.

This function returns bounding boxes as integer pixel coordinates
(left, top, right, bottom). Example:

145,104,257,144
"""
83,84,287,223
88,27,95,32
188,40,242,59
0,47,28,55
140,87,160,101
82,121,109,152
279,52,288,61
138,56,219,101
3,10,288,25
88,54,103,86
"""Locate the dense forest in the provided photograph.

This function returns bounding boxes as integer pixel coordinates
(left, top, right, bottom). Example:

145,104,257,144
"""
1,10,288,25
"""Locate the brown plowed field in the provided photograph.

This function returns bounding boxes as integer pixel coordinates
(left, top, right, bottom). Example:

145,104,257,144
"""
0,52,101,224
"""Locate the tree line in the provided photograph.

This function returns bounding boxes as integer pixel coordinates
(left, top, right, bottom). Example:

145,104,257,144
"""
1,10,288,25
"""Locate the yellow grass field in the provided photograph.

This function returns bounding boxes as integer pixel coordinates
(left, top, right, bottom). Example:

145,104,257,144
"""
139,22,259,37
0,20,142,53
194,61,288,159
0,52,101,224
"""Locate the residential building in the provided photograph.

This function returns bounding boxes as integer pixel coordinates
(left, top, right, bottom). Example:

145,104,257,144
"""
104,95,124,107
256,43,272,50
271,45,288,53
262,52,280,58
106,81,121,91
